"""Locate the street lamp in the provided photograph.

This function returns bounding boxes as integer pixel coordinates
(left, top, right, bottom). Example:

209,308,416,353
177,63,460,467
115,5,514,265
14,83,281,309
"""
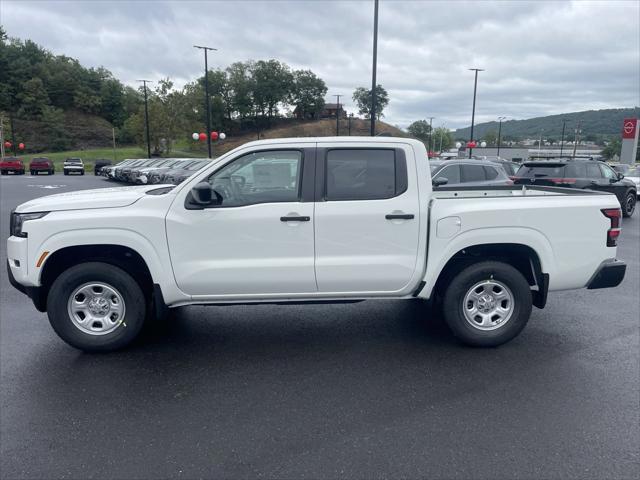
348,113,354,136
497,116,506,157
333,94,342,136
467,68,484,157
194,45,218,159
370,0,379,136
136,79,153,158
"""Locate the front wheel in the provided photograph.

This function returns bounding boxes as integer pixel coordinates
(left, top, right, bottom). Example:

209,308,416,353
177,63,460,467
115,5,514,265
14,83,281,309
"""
442,261,532,347
47,262,147,352
623,192,636,217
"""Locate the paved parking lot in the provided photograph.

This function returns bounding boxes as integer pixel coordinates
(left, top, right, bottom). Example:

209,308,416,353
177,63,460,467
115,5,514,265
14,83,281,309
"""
1,173,638,479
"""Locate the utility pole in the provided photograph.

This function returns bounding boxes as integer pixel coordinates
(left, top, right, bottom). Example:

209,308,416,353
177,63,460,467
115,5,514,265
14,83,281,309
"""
0,115,5,159
348,113,353,136
427,117,435,153
137,79,153,158
572,121,582,158
560,119,567,156
438,124,445,153
538,129,544,154
370,0,379,136
194,45,218,159
112,127,117,162
497,116,506,157
333,94,342,136
9,110,17,156
468,68,483,158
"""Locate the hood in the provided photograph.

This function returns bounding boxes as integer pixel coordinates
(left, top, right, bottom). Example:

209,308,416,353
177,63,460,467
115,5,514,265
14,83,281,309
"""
16,185,168,213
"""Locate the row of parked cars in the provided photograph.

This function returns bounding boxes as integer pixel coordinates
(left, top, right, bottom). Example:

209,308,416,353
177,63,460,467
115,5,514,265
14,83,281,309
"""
0,156,96,175
430,156,638,217
98,157,210,185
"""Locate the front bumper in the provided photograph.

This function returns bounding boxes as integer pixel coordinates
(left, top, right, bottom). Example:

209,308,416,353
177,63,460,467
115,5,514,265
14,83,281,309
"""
6,260,46,311
587,260,626,289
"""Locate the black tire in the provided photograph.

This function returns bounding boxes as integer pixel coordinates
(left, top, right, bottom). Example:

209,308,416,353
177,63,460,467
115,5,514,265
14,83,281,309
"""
63,170,68,175
81,170,85,175
49,169,54,175
622,192,636,218
47,262,147,352
442,261,532,347
30,170,34,175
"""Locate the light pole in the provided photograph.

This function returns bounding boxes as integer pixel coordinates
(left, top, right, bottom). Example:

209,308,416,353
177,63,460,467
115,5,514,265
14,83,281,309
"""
333,94,342,136
538,129,544,154
572,121,582,158
428,116,434,153
194,45,218,159
438,124,445,153
497,116,506,157
468,68,484,158
560,119,567,156
137,79,153,158
370,0,379,136
348,113,354,136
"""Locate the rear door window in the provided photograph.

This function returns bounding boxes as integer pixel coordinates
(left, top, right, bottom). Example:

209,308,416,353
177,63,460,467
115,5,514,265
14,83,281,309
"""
483,166,499,180
564,163,586,178
326,149,398,201
517,165,565,178
586,163,602,178
461,165,486,182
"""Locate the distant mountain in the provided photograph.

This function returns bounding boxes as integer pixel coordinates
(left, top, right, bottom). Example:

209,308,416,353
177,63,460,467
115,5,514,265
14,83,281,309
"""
454,107,640,141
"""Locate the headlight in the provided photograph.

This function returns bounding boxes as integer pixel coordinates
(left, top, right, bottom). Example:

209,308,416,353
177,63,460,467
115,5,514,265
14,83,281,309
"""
10,211,49,238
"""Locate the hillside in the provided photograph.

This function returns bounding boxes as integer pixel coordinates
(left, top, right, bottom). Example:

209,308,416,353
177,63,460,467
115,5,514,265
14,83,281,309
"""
454,107,640,141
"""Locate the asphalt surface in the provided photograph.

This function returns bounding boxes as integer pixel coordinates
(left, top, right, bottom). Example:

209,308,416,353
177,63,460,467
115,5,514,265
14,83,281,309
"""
1,173,638,479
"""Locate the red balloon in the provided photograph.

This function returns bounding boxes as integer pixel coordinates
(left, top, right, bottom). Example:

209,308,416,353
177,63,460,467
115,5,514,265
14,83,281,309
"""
18,143,25,150
466,141,477,148
3,141,11,148
210,131,219,141
198,132,206,141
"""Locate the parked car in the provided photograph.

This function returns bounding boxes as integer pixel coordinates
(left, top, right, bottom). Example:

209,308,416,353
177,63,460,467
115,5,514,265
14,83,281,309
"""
430,159,512,188
29,157,54,175
63,158,84,175
162,159,210,185
513,159,637,217
146,159,200,184
117,158,159,182
94,160,112,176
621,166,640,197
130,158,191,184
7,137,627,352
101,159,136,178
0,157,25,175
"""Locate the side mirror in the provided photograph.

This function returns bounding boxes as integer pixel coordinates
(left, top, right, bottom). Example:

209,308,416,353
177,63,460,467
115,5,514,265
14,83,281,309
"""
617,173,624,180
191,182,213,205
432,177,448,187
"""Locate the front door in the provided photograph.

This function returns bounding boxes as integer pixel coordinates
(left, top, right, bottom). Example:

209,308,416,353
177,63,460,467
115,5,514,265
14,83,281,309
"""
313,146,421,294
166,148,317,297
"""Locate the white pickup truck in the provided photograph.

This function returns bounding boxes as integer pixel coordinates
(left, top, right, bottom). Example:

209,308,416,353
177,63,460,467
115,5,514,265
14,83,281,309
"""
7,137,627,351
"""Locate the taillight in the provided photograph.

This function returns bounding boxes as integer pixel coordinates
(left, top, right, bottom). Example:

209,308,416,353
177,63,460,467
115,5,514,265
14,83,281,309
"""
549,178,576,185
601,208,622,247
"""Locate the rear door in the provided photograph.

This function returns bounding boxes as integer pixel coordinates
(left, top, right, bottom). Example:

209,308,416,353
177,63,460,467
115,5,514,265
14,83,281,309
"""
314,144,421,293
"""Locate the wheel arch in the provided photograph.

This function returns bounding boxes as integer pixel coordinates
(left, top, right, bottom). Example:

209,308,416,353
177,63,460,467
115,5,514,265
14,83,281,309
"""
425,242,550,309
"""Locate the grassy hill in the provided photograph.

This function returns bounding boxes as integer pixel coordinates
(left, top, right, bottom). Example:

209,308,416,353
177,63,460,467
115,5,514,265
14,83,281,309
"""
454,107,640,141
18,118,406,172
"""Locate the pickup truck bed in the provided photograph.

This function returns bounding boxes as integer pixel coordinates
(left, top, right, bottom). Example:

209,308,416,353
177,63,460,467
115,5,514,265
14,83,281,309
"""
6,137,627,352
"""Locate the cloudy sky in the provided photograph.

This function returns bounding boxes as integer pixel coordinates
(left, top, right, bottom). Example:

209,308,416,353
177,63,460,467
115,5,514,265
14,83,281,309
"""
1,0,639,128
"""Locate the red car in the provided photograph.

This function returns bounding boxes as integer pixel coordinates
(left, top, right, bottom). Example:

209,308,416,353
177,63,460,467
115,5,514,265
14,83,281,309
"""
0,157,25,175
29,157,55,175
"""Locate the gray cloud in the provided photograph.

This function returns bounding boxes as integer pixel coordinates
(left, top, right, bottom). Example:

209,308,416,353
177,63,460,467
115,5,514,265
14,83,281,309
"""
1,0,638,128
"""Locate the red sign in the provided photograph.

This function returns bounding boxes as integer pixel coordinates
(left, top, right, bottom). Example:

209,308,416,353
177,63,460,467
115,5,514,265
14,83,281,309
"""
622,118,637,139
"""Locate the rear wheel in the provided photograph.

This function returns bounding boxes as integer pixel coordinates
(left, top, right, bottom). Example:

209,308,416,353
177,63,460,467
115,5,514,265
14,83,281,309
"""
442,261,532,347
30,170,35,175
47,262,147,352
64,170,68,175
623,192,636,217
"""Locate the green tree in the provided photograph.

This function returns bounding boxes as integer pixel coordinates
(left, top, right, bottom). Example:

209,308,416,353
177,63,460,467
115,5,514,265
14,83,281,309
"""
433,126,453,152
17,77,50,118
352,84,389,119
226,61,254,121
483,130,498,146
407,120,432,143
251,60,294,119
601,137,621,160
289,69,327,119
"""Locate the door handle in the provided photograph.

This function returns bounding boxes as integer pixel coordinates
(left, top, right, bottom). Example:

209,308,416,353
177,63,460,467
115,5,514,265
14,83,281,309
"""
280,216,310,222
385,214,415,220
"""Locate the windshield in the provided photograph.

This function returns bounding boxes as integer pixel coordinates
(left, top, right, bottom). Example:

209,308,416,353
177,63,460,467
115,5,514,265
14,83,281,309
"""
429,164,443,175
66,159,82,164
